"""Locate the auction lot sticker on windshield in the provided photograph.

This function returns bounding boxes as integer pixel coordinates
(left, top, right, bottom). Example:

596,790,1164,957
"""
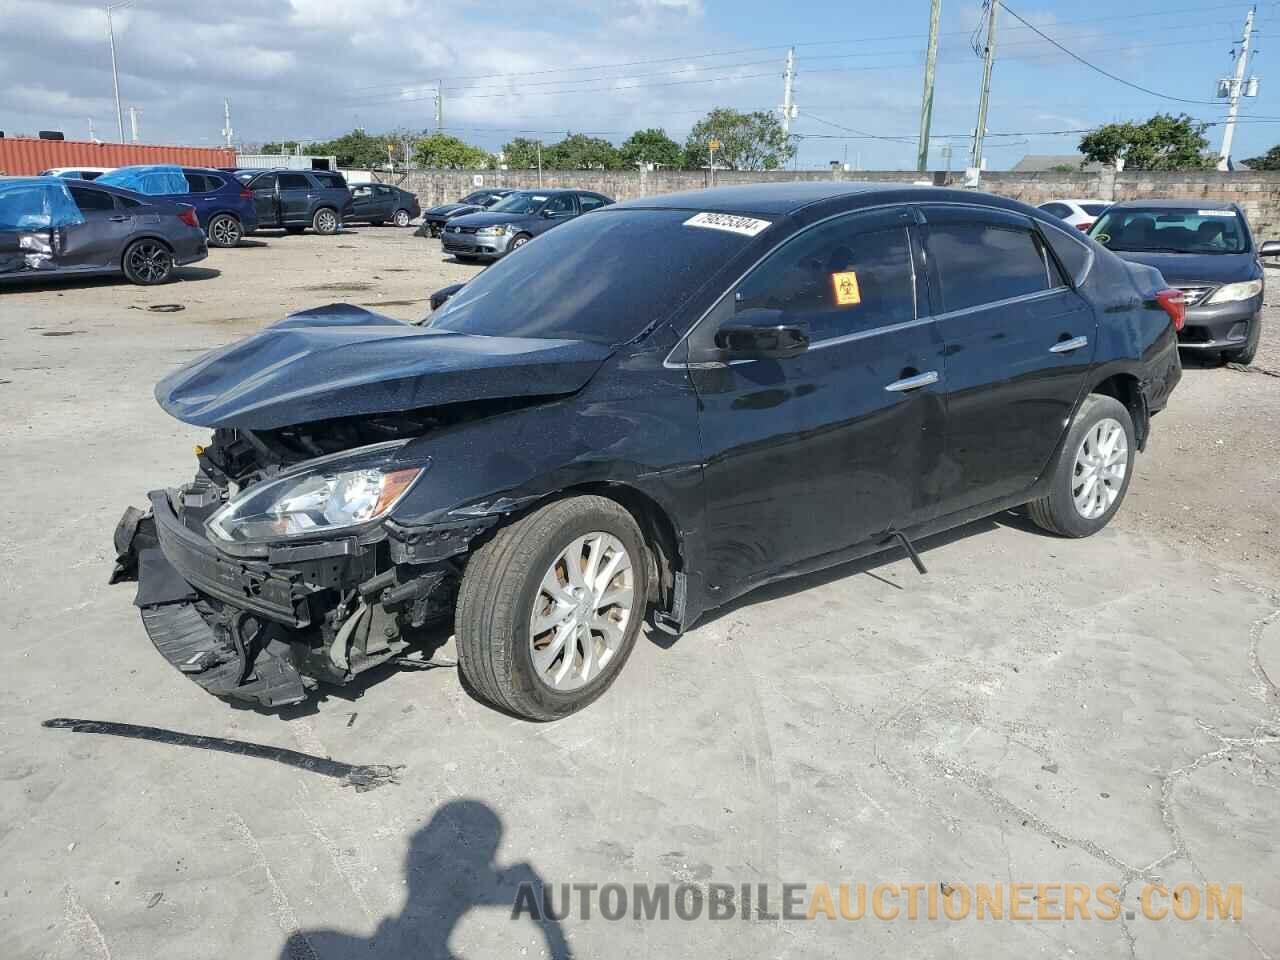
1198,209,1237,217
684,212,772,236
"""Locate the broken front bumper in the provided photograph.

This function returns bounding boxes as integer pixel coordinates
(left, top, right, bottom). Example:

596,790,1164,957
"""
112,489,489,709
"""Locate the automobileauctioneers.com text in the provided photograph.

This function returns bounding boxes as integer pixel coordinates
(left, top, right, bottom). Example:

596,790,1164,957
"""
513,881,1243,923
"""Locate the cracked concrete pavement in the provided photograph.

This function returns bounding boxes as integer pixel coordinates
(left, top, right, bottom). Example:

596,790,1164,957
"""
1,228,1277,958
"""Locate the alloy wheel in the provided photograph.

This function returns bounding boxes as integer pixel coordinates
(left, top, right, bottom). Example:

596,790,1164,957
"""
127,242,172,283
528,532,635,692
209,216,240,247
316,209,337,233
1072,417,1128,519
394,209,410,227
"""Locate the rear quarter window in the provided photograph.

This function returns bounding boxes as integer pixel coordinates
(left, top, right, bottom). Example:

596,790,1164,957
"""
1039,220,1093,286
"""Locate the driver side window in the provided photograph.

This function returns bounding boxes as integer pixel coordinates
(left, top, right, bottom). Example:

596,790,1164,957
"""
734,219,917,342
544,195,574,216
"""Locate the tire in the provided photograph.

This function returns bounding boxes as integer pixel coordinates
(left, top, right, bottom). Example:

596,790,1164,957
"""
312,207,339,235
456,496,650,721
1223,316,1261,365
121,239,174,285
1028,394,1136,538
429,225,441,238
207,214,242,248
510,233,532,251
393,209,411,227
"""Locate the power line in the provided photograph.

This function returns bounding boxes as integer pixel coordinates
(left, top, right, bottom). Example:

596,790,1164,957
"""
997,0,1222,105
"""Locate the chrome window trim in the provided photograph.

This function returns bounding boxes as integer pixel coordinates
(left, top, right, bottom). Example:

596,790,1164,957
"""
663,202,921,369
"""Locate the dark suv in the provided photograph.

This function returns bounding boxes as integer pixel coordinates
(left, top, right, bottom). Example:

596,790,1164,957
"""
245,170,353,235
115,183,1182,720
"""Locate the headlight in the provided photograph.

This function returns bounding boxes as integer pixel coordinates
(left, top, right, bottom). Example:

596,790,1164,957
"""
208,460,425,543
1206,279,1262,304
475,224,508,236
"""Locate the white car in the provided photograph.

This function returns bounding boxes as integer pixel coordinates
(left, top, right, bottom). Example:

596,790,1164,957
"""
38,167,112,181
1038,198,1110,232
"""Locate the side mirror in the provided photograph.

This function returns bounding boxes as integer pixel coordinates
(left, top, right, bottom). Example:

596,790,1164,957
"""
1260,240,1280,257
714,308,810,360
541,208,558,218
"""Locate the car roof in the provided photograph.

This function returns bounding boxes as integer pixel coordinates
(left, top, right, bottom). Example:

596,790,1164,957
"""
507,187,578,195
614,181,1021,218
1104,198,1240,211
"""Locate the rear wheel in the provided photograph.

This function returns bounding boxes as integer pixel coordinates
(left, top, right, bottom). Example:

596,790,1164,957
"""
393,208,411,227
312,207,339,235
456,496,649,721
121,239,174,285
207,214,242,248
1028,394,1136,537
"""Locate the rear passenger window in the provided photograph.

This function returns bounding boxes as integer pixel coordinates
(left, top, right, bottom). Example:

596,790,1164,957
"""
67,185,115,212
735,220,916,341
926,222,1057,313
278,174,311,190
579,194,608,212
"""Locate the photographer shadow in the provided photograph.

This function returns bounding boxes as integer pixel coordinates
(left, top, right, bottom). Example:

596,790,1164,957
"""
283,799,571,959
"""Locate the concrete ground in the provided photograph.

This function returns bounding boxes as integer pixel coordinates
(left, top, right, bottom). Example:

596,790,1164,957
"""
1,226,1277,959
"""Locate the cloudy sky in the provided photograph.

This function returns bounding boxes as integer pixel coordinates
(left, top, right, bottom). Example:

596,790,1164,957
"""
2,0,1277,169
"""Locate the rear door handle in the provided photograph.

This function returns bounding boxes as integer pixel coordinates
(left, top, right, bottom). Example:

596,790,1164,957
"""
885,370,939,392
1050,335,1089,354
108,215,130,222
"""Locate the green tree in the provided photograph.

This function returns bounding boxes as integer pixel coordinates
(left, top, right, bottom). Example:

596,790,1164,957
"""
500,137,544,168
413,133,492,169
683,108,795,171
1078,114,1213,171
544,133,623,169
1242,144,1280,170
619,128,683,168
317,129,394,168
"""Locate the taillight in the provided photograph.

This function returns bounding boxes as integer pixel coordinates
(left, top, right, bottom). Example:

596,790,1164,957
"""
178,206,199,228
240,189,252,199
1076,221,1093,231
1155,288,1186,331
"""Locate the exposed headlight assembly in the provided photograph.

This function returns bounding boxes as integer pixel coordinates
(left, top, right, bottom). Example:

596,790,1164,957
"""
1206,279,1263,304
208,449,427,543
475,224,509,236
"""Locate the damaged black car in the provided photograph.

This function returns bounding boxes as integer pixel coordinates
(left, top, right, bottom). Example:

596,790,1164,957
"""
113,183,1182,720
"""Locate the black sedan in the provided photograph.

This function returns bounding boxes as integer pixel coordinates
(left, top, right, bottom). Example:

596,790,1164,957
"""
113,182,1181,719
347,182,421,227
1088,200,1277,364
1,176,207,285
415,188,515,237
440,188,612,260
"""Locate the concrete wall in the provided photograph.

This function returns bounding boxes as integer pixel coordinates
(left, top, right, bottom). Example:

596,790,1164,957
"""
394,168,1280,239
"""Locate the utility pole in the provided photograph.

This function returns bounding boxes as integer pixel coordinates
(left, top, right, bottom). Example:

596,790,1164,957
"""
128,105,140,142
969,0,998,183
536,140,543,187
434,81,443,133
1217,8,1257,171
106,1,131,143
779,47,797,136
916,0,942,172
222,98,234,148
88,117,96,142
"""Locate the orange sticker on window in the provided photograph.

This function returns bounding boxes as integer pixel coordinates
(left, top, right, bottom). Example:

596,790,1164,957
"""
832,271,861,306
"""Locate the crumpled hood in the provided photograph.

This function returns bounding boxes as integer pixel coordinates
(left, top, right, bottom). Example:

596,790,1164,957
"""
1110,250,1259,286
156,304,614,430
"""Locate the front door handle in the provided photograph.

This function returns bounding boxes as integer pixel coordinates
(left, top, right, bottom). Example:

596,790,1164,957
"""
108,215,130,222
885,370,939,392
1050,335,1089,354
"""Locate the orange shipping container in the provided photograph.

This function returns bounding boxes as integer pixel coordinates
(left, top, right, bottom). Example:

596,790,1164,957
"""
0,138,237,176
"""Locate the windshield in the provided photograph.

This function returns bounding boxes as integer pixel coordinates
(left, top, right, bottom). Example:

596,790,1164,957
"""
1090,207,1248,254
488,191,548,215
431,209,755,344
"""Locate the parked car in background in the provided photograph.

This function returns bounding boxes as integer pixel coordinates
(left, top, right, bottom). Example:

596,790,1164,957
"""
39,167,112,181
417,188,515,237
243,169,353,235
0,176,206,285
347,183,421,227
440,188,612,260
1089,200,1277,364
1039,199,1110,231
97,165,258,248
112,182,1182,718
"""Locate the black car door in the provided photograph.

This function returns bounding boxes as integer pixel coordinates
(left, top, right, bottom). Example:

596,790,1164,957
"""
918,204,1097,515
374,185,397,219
350,184,375,220
533,193,576,236
60,184,134,269
276,173,313,222
686,205,946,589
249,174,278,225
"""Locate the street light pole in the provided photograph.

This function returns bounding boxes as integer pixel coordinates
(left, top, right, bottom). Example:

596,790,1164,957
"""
106,1,132,143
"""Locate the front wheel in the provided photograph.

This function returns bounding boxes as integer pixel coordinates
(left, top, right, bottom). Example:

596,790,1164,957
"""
312,207,339,235
207,214,242,248
1027,394,1136,537
121,239,174,285
1223,317,1261,365
456,496,650,721
509,233,531,252
393,209,411,227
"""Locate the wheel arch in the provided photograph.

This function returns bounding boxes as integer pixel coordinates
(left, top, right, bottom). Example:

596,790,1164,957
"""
1086,369,1149,450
